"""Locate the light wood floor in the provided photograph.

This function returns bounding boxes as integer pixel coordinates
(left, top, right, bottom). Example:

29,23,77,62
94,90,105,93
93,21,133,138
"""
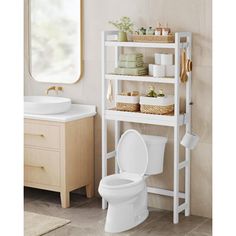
24,187,212,236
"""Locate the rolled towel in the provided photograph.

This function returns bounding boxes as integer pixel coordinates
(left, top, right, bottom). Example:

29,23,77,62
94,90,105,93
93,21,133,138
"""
119,53,143,62
119,61,144,68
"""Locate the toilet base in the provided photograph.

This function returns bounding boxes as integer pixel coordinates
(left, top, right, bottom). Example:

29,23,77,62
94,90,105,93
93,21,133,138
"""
104,187,148,233
105,205,148,233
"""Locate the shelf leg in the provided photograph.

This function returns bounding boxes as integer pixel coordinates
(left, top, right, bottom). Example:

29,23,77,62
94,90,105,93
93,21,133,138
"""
101,31,107,209
173,32,180,224
114,46,121,174
185,33,192,216
173,125,180,224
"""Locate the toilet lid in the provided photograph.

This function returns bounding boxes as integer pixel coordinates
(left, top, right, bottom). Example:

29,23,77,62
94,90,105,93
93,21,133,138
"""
117,129,148,176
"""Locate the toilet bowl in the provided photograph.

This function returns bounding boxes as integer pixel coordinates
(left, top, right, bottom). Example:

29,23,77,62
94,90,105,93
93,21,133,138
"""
98,129,167,233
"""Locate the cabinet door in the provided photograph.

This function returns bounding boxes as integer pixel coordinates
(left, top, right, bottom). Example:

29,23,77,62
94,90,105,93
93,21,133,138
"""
24,147,60,187
24,122,60,149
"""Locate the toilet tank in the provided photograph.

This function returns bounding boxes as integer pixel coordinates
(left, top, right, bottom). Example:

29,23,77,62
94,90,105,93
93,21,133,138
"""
142,135,168,175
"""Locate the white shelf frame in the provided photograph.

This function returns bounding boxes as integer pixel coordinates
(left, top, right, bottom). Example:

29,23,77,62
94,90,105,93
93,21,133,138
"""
101,30,192,224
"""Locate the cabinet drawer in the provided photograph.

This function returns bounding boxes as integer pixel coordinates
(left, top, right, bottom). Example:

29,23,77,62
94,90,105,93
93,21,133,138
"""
24,147,60,187
24,122,60,149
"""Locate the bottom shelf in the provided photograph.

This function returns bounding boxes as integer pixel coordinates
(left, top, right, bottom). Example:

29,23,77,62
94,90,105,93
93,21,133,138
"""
105,109,187,126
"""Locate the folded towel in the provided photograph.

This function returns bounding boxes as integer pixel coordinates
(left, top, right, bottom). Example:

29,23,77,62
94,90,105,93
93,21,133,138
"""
118,61,144,68
119,53,143,62
114,67,148,76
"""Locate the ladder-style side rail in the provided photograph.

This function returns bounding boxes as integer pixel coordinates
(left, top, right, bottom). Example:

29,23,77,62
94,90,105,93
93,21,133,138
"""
173,32,181,224
101,31,108,209
185,32,192,217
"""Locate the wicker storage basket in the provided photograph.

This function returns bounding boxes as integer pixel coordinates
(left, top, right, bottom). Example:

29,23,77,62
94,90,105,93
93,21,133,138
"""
116,95,140,112
132,34,175,43
140,95,174,115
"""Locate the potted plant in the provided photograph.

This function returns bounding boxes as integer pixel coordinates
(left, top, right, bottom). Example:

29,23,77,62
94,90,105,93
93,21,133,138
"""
109,17,133,42
140,86,174,115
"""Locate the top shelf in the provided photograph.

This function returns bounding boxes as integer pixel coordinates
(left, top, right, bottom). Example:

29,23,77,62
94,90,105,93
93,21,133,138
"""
105,41,188,49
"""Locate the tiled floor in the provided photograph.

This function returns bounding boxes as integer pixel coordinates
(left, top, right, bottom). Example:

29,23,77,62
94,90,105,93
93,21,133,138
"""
24,187,212,236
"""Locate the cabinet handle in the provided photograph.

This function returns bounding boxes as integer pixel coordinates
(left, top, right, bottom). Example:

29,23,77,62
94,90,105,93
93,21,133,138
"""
25,133,44,138
25,164,44,169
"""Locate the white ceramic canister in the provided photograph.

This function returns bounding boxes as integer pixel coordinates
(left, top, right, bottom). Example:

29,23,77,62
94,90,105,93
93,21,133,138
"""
153,65,165,77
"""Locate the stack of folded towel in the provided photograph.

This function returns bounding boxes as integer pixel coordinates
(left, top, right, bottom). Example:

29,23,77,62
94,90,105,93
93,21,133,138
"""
114,53,148,76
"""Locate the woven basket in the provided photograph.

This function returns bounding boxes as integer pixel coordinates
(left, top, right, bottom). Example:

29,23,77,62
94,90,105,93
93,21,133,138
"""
116,94,140,112
117,103,140,112
141,104,174,115
132,34,175,43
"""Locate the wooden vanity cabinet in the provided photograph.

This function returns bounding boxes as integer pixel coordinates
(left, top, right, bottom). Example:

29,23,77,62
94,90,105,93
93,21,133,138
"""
24,117,94,208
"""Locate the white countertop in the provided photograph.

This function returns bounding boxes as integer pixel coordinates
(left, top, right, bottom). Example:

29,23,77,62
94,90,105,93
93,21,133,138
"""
24,104,96,122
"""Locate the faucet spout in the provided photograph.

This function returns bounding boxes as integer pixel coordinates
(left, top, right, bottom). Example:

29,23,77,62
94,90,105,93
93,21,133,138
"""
46,86,56,95
46,86,63,95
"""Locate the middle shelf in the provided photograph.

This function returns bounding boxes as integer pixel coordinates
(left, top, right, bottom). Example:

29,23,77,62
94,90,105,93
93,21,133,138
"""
105,109,187,126
105,74,175,84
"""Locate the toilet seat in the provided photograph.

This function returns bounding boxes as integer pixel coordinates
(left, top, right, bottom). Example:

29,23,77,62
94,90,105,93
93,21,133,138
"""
100,172,143,190
117,129,148,176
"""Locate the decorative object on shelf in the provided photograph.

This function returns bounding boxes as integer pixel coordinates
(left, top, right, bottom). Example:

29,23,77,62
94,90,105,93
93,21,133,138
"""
138,27,146,35
166,65,175,77
161,53,173,65
119,60,144,68
148,64,154,76
153,65,165,77
119,53,143,61
147,86,158,97
154,53,162,64
106,80,113,102
157,89,165,97
149,53,174,77
132,22,174,43
109,17,133,42
115,53,148,76
116,91,140,112
146,27,155,35
115,67,148,76
181,132,199,150
140,87,174,115
155,23,162,36
162,23,171,36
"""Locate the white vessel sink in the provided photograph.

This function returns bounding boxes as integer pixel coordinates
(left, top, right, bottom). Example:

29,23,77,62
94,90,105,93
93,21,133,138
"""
24,96,71,115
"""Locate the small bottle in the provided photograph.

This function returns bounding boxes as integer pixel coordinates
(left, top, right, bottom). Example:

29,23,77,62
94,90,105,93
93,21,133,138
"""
147,26,154,35
162,23,171,36
155,22,162,36
139,27,146,35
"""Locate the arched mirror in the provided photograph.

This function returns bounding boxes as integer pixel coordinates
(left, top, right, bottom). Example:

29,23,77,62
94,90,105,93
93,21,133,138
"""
27,0,81,84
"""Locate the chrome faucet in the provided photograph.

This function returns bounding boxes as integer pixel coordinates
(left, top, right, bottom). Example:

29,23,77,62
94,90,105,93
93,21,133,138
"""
46,86,63,95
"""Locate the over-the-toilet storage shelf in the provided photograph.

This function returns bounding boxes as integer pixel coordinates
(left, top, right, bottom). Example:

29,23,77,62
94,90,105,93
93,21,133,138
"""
101,31,192,224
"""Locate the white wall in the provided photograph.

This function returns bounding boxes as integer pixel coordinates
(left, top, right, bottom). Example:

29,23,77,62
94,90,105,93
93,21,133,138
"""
24,0,212,218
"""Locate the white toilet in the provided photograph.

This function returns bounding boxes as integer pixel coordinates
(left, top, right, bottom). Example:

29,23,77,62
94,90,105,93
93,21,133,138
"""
98,129,167,233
